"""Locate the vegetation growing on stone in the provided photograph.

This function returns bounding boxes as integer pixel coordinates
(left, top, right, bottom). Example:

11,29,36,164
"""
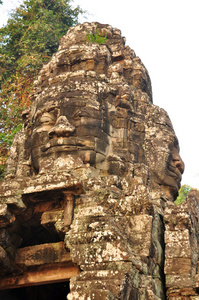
86,26,108,44
175,184,193,205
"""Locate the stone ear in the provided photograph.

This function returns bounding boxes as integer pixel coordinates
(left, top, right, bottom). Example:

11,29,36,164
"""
22,107,31,127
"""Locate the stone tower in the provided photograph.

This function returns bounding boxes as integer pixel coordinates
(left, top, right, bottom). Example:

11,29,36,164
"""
1,23,197,300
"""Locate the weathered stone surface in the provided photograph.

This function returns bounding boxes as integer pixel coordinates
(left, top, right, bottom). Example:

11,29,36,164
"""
0,229,16,259
0,246,19,275
164,192,199,298
166,240,191,258
0,22,189,299
166,275,195,289
165,258,192,275
0,204,15,228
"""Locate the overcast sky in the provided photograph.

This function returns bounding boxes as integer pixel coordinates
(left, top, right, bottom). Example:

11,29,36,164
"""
1,0,199,188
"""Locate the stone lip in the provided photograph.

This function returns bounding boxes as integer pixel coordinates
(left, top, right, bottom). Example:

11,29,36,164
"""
41,137,94,152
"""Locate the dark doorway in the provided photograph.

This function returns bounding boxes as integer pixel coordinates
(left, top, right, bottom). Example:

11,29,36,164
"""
0,281,70,300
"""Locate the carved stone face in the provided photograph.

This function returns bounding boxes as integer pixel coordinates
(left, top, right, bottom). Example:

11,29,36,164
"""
145,109,184,198
30,98,110,174
27,22,184,199
152,138,183,186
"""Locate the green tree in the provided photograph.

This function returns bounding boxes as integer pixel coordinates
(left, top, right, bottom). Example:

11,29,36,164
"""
0,0,84,179
175,184,192,205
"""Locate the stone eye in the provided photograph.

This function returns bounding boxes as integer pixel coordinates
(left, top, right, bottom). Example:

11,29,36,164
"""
72,110,82,119
40,113,56,125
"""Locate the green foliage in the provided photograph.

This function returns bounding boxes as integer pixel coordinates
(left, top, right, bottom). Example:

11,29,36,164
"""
0,165,5,181
86,27,108,44
1,0,83,84
0,0,84,178
175,184,192,205
0,124,22,148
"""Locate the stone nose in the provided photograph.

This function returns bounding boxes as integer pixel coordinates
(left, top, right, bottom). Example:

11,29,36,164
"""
48,116,75,139
173,153,185,175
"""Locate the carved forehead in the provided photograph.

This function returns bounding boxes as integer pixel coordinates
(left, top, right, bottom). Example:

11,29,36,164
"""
30,21,152,110
145,105,174,131
31,98,104,123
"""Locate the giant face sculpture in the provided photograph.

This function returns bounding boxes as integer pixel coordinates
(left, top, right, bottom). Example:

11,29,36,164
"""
8,22,184,200
30,97,110,174
0,23,186,300
145,107,184,198
29,23,136,176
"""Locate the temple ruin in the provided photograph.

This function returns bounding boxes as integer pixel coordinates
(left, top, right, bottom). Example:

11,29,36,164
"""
0,22,198,299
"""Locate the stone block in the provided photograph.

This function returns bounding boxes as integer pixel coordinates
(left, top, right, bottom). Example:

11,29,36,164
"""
165,257,191,275
15,241,70,267
0,228,16,258
164,211,191,231
165,229,189,244
41,209,64,226
165,240,191,258
166,275,195,288
0,204,15,228
0,246,17,275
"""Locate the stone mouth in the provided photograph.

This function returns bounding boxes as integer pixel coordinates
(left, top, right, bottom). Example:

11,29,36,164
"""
41,137,94,152
168,164,182,186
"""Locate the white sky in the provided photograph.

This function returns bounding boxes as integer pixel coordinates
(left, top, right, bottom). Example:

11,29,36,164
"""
1,0,199,188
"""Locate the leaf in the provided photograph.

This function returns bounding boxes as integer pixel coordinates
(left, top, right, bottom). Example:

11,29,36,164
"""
175,184,192,205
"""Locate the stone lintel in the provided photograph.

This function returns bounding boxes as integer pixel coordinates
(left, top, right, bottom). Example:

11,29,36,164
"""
0,262,80,290
15,241,70,267
0,174,84,200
